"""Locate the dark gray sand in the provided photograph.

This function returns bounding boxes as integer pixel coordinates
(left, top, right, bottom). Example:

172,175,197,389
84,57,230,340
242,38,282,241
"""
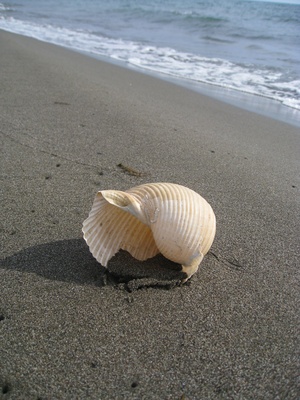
1,30,300,399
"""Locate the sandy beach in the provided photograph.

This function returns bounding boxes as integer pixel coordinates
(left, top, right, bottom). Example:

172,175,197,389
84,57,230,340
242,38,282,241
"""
1,29,299,399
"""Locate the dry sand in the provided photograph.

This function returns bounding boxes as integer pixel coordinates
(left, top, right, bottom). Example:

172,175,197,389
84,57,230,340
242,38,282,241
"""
1,30,300,399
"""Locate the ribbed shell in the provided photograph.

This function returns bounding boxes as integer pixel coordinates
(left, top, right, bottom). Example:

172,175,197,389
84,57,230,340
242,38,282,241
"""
82,183,216,270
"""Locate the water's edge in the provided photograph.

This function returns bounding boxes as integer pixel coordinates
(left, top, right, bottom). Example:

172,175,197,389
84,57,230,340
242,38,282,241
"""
85,48,300,129
3,28,300,128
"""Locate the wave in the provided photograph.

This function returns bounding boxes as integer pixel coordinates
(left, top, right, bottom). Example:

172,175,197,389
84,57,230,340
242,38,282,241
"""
112,5,228,27
0,16,299,110
0,2,13,12
181,13,226,23
203,35,234,44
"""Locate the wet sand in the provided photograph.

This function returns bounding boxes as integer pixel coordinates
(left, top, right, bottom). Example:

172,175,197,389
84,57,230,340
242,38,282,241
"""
1,30,299,399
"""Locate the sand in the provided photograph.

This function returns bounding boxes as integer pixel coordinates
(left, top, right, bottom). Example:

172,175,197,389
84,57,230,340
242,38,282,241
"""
1,29,299,399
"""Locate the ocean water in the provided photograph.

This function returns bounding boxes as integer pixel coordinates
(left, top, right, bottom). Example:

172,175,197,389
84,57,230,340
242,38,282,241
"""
1,0,300,119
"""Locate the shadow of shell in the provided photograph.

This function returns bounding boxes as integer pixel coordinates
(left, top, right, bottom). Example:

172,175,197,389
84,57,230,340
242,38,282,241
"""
108,250,185,282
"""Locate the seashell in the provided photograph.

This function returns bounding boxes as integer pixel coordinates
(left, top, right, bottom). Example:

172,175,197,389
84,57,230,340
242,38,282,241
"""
82,183,216,282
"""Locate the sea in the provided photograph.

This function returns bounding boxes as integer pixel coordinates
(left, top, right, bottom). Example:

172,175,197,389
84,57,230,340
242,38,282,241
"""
1,0,300,125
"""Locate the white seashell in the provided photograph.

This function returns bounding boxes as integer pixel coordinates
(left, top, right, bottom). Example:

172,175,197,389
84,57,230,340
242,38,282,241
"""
82,183,216,282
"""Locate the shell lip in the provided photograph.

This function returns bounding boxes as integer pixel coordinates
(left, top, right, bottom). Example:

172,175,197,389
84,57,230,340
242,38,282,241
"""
101,190,131,208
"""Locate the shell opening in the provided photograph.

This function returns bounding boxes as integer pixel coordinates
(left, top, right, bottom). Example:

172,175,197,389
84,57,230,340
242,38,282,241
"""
101,190,132,208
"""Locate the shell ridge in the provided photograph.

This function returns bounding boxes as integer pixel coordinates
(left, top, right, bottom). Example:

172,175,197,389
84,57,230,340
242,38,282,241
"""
95,207,130,265
149,184,193,263
99,190,159,261
201,205,216,254
177,185,197,257
121,221,159,261
87,205,128,266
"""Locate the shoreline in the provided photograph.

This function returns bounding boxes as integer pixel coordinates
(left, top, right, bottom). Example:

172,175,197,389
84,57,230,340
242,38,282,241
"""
87,50,300,129
1,27,300,128
1,30,299,399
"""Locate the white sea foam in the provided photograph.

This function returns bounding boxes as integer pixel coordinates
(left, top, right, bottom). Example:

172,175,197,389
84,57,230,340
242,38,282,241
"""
0,16,299,111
